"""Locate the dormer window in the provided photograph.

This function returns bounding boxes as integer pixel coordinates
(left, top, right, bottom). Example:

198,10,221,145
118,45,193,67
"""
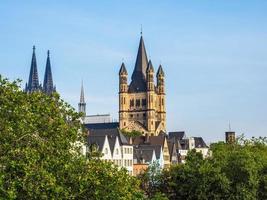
116,149,119,155
105,148,108,154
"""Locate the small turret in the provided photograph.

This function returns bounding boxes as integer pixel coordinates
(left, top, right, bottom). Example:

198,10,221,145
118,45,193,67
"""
119,62,128,93
157,65,165,94
146,60,154,91
119,62,128,129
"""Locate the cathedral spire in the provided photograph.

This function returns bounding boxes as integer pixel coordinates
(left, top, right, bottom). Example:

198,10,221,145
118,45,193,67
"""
78,81,86,115
25,45,40,93
43,50,55,95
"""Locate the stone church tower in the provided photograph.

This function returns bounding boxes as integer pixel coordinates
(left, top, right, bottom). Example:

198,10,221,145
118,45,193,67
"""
119,35,166,136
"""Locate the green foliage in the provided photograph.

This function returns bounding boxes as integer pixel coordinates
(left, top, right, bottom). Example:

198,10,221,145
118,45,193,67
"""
0,76,144,199
138,161,164,199
121,129,143,137
158,138,267,200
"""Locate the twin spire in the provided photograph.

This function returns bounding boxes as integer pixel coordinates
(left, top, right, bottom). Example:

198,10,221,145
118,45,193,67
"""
25,46,56,94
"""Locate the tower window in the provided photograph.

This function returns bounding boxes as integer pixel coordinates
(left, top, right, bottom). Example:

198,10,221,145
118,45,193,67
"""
142,99,147,106
162,99,164,105
136,99,140,107
124,122,126,126
130,99,134,107
130,114,133,118
143,113,146,118
124,97,126,104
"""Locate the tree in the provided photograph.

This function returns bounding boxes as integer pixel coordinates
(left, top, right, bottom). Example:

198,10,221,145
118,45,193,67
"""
138,161,165,199
0,76,144,199
120,129,143,137
159,138,267,200
160,150,230,200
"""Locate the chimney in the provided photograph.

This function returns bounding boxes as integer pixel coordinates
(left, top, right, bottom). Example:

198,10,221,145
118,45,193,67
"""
129,137,133,145
144,133,149,143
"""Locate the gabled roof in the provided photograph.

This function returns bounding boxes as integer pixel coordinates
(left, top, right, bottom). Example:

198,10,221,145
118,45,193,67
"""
128,36,148,93
84,122,119,130
179,139,189,150
194,137,208,148
168,131,185,140
87,128,130,156
87,135,106,152
149,135,165,146
88,128,129,145
134,144,162,163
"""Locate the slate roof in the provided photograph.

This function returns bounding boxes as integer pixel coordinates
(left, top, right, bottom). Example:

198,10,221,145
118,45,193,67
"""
168,131,185,140
88,127,129,147
119,62,128,75
156,65,165,77
194,137,208,148
87,135,106,152
179,139,189,150
134,144,161,163
84,122,119,130
128,36,148,93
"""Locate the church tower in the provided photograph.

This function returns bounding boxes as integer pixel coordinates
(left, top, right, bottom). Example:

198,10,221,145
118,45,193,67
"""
118,35,166,135
78,81,86,115
43,50,56,95
25,46,42,93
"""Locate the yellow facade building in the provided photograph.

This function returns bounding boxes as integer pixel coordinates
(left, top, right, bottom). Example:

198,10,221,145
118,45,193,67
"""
119,35,166,136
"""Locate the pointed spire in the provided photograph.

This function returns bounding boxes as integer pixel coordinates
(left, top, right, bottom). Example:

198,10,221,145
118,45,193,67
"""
25,45,40,93
80,81,85,103
43,50,55,94
157,64,165,77
132,35,148,80
128,36,148,93
78,81,86,115
119,62,128,75
146,59,154,73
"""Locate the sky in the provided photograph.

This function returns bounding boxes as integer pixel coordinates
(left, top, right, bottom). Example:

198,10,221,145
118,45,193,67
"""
1,0,267,143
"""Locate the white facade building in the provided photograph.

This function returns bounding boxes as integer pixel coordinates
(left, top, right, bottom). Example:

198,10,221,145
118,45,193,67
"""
87,128,133,175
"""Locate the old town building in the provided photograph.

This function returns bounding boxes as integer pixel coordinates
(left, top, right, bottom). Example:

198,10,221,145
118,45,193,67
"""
119,35,166,136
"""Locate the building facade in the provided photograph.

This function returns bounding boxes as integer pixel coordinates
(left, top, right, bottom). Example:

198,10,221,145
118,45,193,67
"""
87,128,134,175
119,35,166,136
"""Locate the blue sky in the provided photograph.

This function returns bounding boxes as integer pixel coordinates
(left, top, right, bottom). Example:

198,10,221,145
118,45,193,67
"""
1,1,267,142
